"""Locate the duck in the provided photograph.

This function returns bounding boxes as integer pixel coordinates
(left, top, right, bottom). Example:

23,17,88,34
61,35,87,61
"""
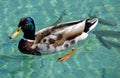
10,17,98,61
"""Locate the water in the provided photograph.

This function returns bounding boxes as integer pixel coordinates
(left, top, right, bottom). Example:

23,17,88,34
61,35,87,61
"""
0,0,120,78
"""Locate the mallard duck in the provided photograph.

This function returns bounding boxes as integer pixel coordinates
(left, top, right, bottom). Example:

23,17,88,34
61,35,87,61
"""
10,17,98,60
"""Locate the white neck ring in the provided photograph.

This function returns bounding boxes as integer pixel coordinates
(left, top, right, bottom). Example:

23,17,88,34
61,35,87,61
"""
22,37,35,42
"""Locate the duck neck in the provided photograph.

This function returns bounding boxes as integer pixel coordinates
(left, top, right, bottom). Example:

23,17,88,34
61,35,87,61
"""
23,33,35,40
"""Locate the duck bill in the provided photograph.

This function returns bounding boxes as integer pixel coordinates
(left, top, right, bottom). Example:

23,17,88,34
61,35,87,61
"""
10,27,22,39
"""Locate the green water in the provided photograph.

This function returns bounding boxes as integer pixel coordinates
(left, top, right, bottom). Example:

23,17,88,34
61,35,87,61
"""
0,0,120,78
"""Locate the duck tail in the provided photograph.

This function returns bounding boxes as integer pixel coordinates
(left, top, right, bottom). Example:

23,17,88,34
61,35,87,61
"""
84,18,98,33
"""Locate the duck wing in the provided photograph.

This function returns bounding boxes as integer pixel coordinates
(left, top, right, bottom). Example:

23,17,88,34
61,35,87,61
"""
34,20,85,45
34,18,98,47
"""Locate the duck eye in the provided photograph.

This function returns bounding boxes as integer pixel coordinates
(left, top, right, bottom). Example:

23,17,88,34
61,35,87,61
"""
26,22,29,26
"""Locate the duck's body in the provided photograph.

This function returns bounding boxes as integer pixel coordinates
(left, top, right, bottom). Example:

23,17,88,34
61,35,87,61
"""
10,17,98,55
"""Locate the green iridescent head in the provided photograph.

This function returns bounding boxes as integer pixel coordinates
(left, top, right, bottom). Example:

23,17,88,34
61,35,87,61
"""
10,17,36,40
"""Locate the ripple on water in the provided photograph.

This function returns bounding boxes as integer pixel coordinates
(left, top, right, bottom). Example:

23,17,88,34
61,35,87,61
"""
71,69,86,78
85,69,101,78
0,69,12,78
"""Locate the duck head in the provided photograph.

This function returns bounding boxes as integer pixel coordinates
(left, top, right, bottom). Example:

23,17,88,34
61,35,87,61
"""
10,17,35,40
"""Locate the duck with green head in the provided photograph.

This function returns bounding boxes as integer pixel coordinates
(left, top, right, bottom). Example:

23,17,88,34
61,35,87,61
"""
10,17,98,61
10,17,41,55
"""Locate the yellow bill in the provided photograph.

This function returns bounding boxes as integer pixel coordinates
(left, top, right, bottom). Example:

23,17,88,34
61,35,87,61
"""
10,27,22,39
